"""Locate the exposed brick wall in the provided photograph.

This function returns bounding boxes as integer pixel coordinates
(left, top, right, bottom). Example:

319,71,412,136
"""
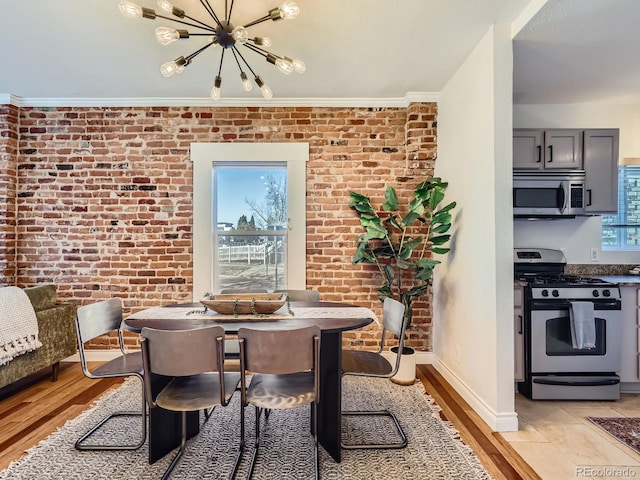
0,104,19,285
2,104,438,350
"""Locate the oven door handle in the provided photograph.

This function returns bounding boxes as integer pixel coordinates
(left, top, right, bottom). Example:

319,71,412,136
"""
529,299,621,310
533,377,620,387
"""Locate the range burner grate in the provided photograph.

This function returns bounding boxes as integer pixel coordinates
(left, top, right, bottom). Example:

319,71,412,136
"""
518,273,609,287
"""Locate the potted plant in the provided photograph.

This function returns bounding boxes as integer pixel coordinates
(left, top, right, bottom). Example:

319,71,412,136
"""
349,177,456,384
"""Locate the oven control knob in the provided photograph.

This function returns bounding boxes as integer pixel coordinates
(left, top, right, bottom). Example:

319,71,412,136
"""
592,289,600,297
541,289,549,297
603,289,611,297
552,289,559,297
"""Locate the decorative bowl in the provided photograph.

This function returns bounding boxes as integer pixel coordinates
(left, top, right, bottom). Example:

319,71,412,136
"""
201,293,287,315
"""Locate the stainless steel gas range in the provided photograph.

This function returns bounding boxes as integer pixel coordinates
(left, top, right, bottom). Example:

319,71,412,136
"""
515,248,622,400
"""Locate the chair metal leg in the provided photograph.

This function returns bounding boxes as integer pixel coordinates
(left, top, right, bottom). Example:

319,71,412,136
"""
230,398,246,480
246,406,262,479
75,376,147,451
340,409,407,450
313,402,319,480
244,406,319,480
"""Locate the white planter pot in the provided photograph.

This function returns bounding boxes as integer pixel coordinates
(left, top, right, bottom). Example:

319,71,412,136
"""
390,346,416,385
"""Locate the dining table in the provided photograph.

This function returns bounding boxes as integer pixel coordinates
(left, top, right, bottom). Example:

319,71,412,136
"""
123,300,376,464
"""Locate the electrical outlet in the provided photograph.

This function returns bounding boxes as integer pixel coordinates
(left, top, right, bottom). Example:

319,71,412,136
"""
590,248,599,262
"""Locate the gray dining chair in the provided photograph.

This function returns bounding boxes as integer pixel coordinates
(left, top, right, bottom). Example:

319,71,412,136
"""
141,325,242,480
238,326,321,480
274,289,320,302
74,298,146,451
341,297,408,449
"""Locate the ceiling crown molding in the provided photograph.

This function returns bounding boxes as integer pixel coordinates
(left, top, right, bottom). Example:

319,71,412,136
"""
0,94,21,106
2,92,439,108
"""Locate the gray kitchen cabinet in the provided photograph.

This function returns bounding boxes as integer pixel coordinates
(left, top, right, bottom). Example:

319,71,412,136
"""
619,286,640,390
514,285,524,382
513,129,582,170
584,129,619,214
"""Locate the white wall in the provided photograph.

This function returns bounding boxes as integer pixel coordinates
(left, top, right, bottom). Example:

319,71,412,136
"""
435,23,517,431
514,103,640,264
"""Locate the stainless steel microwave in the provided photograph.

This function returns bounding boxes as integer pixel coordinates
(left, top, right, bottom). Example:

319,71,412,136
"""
513,171,586,217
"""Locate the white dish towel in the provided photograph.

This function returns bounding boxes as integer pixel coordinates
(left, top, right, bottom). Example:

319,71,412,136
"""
569,301,596,350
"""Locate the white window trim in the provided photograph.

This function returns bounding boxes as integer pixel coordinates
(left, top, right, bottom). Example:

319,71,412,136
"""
191,142,308,300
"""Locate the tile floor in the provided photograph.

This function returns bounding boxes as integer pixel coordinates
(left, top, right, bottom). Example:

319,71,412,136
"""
501,393,640,480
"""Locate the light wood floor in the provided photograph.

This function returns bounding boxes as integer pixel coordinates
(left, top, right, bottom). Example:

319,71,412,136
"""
0,362,536,478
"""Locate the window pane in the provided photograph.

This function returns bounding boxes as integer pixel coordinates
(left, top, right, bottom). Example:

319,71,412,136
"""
213,164,288,292
217,233,286,292
602,165,640,250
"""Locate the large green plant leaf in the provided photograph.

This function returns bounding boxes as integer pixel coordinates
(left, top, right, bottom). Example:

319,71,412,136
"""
402,197,425,227
429,185,446,210
430,234,451,246
382,264,395,286
431,223,451,234
382,186,399,211
397,258,414,269
349,195,376,214
353,241,376,264
377,284,394,301
398,237,422,260
386,214,403,232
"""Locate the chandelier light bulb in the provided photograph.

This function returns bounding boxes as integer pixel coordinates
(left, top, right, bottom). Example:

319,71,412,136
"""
240,72,253,92
279,1,300,20
160,57,186,78
232,27,249,44
119,0,143,18
210,75,222,100
155,27,180,45
156,0,173,13
255,76,273,99
275,58,294,75
254,37,272,47
291,57,306,73
284,57,307,73
260,84,273,99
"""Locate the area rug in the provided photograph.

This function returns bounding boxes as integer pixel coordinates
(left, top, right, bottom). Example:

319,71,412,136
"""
0,376,493,480
587,417,640,455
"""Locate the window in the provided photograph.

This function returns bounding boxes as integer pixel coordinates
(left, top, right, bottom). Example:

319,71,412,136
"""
192,143,308,298
602,165,640,250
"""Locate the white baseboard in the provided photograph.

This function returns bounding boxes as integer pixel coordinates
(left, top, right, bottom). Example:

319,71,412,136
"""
431,357,519,432
380,350,435,365
63,351,123,362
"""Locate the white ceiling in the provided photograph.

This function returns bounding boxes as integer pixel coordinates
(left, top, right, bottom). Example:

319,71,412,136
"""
513,0,640,105
0,1,637,106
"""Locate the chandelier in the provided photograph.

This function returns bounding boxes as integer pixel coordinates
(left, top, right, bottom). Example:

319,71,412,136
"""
118,0,305,100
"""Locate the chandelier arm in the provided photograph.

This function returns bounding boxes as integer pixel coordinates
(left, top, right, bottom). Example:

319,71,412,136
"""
184,40,219,63
183,14,218,31
243,42,270,59
227,0,237,23
199,0,222,26
156,13,216,32
217,49,226,76
233,46,260,77
243,15,272,29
